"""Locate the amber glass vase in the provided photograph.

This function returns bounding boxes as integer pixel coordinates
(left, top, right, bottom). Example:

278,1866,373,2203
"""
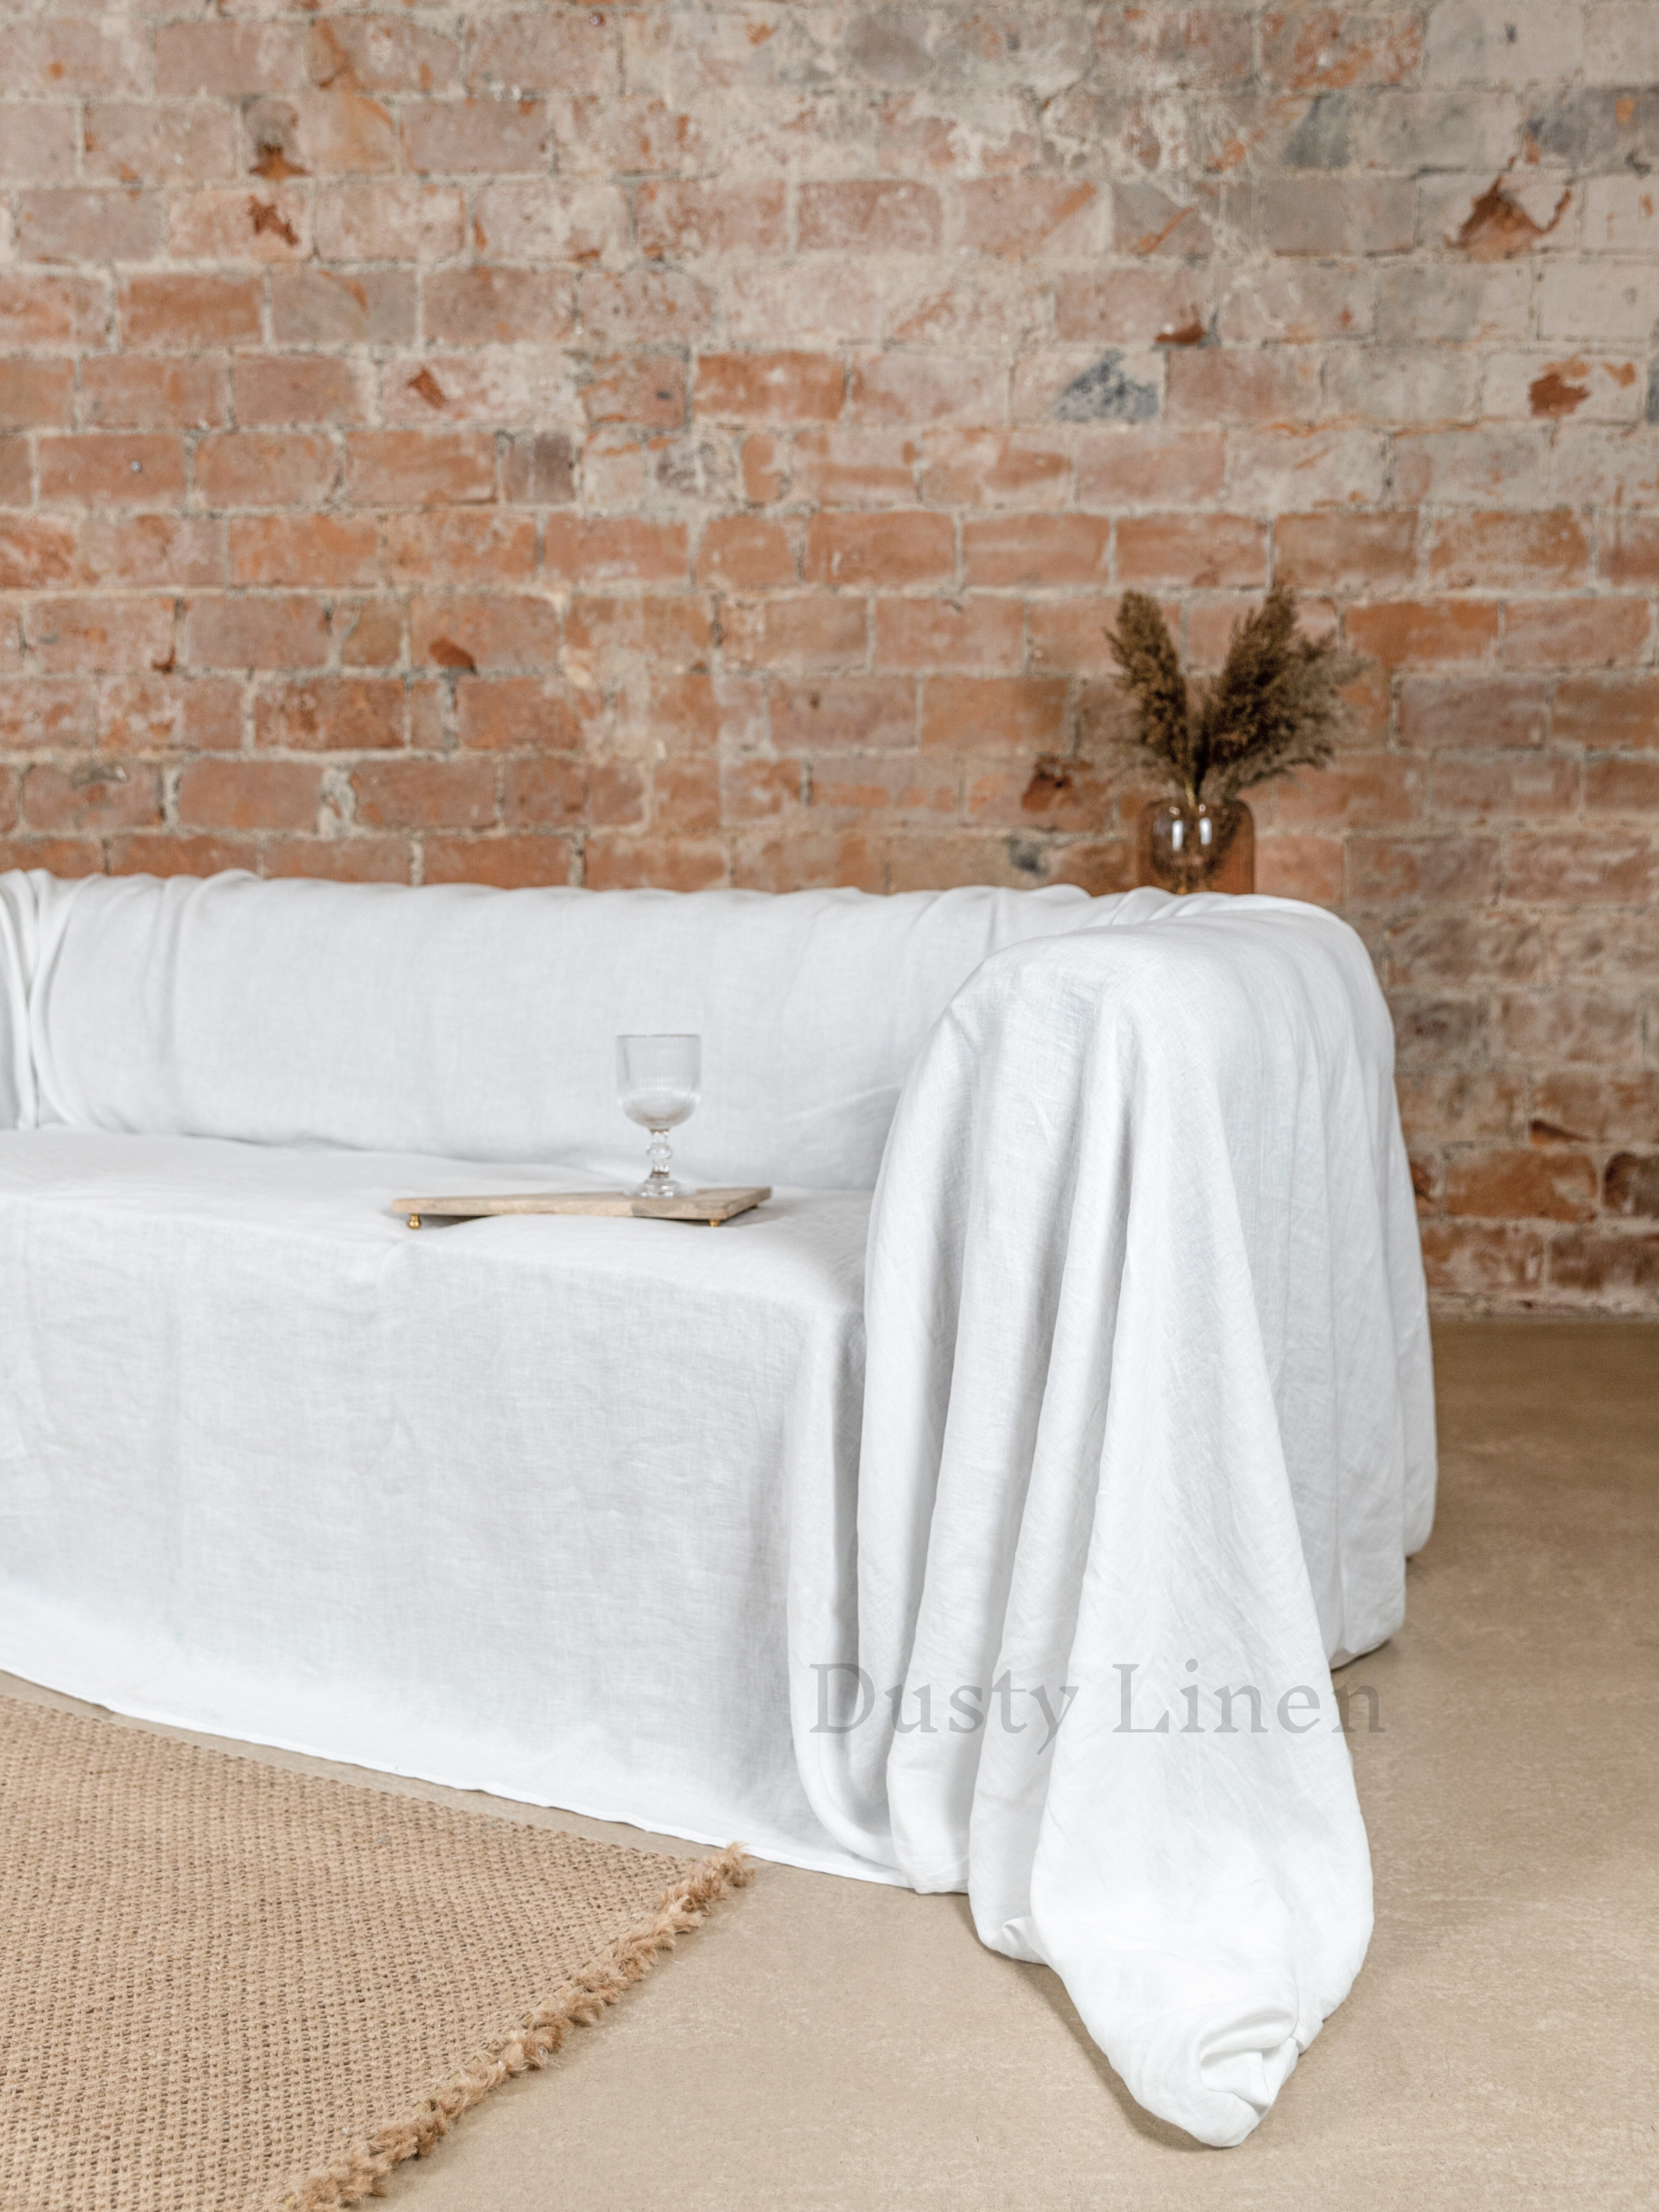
1135,799,1255,895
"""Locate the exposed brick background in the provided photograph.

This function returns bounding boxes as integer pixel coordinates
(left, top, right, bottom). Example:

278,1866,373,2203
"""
1,0,1656,1308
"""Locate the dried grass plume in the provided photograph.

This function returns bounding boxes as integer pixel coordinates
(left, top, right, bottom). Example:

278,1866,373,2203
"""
1106,586,1363,810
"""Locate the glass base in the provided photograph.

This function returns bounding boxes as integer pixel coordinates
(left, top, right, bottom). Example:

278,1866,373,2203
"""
634,1173,685,1200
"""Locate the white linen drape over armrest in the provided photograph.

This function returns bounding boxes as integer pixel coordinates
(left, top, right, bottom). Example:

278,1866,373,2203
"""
791,891,1434,2147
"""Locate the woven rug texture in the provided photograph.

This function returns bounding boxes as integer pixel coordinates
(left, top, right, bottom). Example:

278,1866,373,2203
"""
0,1695,748,2212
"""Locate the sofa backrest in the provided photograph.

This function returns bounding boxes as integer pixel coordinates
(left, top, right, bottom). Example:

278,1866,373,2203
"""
0,870,1124,1188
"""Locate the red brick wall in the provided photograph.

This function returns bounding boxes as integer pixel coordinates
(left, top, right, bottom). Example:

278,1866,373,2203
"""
1,2,1656,1307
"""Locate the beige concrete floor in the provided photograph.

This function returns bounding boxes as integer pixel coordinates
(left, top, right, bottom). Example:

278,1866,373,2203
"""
7,1319,1656,2208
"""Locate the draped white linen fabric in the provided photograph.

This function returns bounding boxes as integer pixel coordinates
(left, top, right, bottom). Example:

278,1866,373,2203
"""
0,869,1433,2148
794,897,1434,2145
0,868,1115,1186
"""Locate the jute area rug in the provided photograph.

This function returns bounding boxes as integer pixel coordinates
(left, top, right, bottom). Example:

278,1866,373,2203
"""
0,1695,749,2212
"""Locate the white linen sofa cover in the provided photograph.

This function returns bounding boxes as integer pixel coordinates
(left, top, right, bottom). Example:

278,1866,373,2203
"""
0,868,1433,2147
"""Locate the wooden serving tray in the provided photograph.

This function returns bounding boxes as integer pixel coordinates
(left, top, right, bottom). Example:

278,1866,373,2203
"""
399,1187,771,1229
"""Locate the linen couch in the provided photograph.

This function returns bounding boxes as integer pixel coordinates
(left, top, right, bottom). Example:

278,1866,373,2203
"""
0,867,1433,2147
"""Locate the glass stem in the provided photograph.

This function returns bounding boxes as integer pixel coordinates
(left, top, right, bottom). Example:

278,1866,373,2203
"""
645,1128,673,1186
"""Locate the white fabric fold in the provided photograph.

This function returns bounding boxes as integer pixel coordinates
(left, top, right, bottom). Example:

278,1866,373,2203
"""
794,894,1432,2145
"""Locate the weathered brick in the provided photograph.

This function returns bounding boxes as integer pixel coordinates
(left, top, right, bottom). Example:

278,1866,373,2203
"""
23,600,174,680
82,104,235,187
791,430,917,508
584,833,726,892
344,431,496,508
0,106,79,188
0,517,77,591
501,434,577,505
155,23,306,96
314,182,467,263
352,757,497,832
918,434,1071,511
1502,597,1653,670
99,675,243,757
1396,677,1548,749
1431,756,1580,818
385,510,535,584
466,14,618,96
1445,1145,1598,1223
183,597,331,672
1418,1222,1546,1295
1249,178,1416,257
846,357,1001,426
541,517,689,588
232,357,370,429
1164,349,1322,424
422,833,578,888
956,181,1104,258
79,515,226,590
1428,512,1591,591
195,434,337,511
1548,1230,1659,1301
1275,511,1418,589
1346,601,1501,667
256,678,405,752
457,677,602,753
799,183,941,254
0,359,74,432
245,93,399,180
19,190,162,266
0,275,107,351
410,594,560,673
1095,6,1255,89
306,18,463,95
168,189,312,266
872,597,1025,674
1604,1153,1659,1218
579,269,714,346
963,515,1111,588
14,20,150,96
771,679,916,753
38,435,186,509
804,512,955,590
919,678,1067,755
1553,675,1659,749
265,837,412,885
20,762,163,836
178,759,323,832
581,356,687,432
119,276,262,352
721,595,867,673
1505,833,1659,904
563,595,712,678
1118,514,1266,588
696,518,798,591
229,517,382,589
81,359,229,433
637,182,786,259
695,353,844,425
424,268,574,349
403,99,549,176
726,264,883,348
1534,1073,1659,1145
1348,835,1502,906
270,270,418,349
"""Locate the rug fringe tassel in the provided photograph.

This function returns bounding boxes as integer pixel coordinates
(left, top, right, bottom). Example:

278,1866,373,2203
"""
281,1843,753,2210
